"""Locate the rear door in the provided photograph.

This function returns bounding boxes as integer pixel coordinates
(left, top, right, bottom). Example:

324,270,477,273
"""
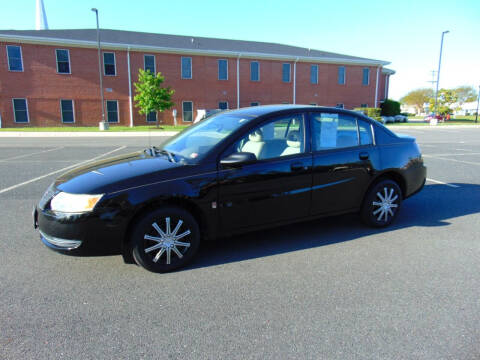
218,113,313,231
310,111,377,215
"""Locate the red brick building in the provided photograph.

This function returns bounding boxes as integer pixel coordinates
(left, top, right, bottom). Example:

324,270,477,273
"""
0,29,394,127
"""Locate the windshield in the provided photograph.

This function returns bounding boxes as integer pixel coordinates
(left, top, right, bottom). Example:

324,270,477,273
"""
162,113,256,163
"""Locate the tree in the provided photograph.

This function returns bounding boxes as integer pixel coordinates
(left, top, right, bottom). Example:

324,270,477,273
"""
400,88,434,115
134,69,174,128
429,88,458,115
454,86,477,106
380,99,401,116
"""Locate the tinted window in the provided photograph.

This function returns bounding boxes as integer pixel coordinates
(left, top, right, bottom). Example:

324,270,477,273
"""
362,68,369,85
282,63,291,82
103,53,116,75
146,111,157,122
56,49,70,74
230,114,305,161
182,101,193,122
181,57,192,79
310,65,318,84
250,61,259,81
106,100,118,123
219,101,228,110
312,112,359,150
218,59,227,80
144,55,155,73
338,66,345,85
7,45,23,71
358,120,373,145
13,98,28,123
60,99,74,123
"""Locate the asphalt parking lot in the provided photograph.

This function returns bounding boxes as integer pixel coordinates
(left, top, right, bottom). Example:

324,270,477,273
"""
1,127,479,360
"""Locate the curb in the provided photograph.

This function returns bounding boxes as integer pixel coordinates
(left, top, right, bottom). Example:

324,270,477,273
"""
0,131,180,137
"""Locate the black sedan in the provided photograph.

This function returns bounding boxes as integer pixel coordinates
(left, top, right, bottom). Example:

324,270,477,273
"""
34,105,426,273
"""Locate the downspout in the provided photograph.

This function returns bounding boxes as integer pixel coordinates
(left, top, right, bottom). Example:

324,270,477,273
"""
293,57,299,104
374,66,380,108
127,46,133,127
385,75,389,99
236,54,241,109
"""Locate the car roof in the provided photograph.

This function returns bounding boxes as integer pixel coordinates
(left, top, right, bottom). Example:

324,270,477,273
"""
224,104,358,117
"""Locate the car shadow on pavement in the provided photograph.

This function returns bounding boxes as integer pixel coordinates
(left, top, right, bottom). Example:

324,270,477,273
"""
186,183,480,270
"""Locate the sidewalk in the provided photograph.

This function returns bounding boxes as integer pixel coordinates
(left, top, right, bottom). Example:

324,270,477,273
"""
0,131,180,137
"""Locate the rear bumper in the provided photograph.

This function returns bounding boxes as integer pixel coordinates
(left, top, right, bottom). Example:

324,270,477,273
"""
404,163,426,199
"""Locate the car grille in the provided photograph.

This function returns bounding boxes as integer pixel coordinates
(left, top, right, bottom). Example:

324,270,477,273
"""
38,184,58,210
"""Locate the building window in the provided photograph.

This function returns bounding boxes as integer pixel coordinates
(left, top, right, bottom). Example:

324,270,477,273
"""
103,52,116,76
6,45,23,72
336,103,344,109
12,98,29,123
182,101,193,122
360,103,368,108
55,49,70,74
60,99,74,123
106,100,119,123
282,63,291,82
338,66,345,85
144,55,155,73
181,57,192,79
250,61,259,81
310,65,318,84
146,111,157,123
309,103,317,106
218,59,228,80
362,68,370,85
219,101,228,110
250,102,259,106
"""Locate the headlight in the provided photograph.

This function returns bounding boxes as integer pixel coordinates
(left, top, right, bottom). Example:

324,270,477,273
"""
50,192,103,213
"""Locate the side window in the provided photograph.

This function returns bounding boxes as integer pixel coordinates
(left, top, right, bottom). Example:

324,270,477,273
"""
312,113,359,151
229,114,305,161
358,120,373,145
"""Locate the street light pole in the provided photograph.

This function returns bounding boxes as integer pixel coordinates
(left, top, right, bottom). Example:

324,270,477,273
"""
91,8,106,128
475,85,479,123
433,30,449,116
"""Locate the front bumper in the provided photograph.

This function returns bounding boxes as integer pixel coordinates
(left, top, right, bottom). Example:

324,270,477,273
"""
34,205,126,255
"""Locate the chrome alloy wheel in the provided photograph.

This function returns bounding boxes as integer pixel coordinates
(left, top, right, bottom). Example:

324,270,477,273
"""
144,217,191,265
372,187,399,222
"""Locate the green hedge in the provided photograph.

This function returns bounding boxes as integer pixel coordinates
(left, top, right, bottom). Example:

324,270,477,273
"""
380,99,401,116
353,107,382,122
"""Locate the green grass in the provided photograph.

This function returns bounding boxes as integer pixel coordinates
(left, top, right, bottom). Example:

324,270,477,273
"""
0,125,189,132
388,118,479,126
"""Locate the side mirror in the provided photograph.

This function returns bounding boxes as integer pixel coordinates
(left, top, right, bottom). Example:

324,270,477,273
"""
220,152,257,167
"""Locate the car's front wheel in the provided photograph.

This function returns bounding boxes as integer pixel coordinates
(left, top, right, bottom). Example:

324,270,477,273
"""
361,179,402,227
131,206,200,273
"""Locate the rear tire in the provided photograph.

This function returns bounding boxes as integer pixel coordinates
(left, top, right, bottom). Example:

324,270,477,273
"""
131,206,200,273
361,179,402,228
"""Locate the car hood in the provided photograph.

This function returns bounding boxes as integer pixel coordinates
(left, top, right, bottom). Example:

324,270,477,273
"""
55,150,184,194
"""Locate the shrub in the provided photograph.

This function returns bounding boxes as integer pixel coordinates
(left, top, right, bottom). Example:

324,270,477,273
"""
380,99,401,116
353,107,382,122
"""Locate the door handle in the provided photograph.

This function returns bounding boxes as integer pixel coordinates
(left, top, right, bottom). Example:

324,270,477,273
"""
290,162,304,171
359,152,369,160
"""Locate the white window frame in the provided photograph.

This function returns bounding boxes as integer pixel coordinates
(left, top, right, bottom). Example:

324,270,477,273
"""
12,98,29,123
218,59,228,80
146,111,157,123
310,64,318,84
362,68,370,86
105,100,119,123
55,49,71,74
182,101,193,122
181,57,192,79
250,61,260,81
103,52,116,76
338,66,346,85
218,101,229,110
6,45,24,72
282,63,291,83
60,99,75,123
144,54,156,74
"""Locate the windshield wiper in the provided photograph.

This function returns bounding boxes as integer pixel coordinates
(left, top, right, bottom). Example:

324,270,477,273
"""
145,146,176,163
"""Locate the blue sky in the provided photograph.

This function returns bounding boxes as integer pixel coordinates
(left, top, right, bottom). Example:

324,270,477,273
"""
1,0,479,100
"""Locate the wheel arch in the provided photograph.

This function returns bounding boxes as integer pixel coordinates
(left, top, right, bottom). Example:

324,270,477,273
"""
363,170,407,206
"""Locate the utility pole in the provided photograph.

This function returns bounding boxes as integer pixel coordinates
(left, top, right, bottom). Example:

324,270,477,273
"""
91,8,107,130
433,30,449,115
475,85,479,124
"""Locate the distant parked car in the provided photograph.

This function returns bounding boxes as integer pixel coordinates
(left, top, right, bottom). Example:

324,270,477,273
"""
394,115,408,123
424,114,443,122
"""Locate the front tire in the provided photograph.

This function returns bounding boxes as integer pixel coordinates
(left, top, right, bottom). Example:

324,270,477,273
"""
361,180,402,228
131,206,200,273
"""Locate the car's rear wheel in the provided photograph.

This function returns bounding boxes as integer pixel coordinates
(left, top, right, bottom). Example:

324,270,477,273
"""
361,179,402,227
131,206,200,273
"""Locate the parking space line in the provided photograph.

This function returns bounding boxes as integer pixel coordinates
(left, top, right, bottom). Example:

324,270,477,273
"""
427,152,480,157
426,178,460,188
0,146,64,162
0,146,126,195
423,154,480,166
